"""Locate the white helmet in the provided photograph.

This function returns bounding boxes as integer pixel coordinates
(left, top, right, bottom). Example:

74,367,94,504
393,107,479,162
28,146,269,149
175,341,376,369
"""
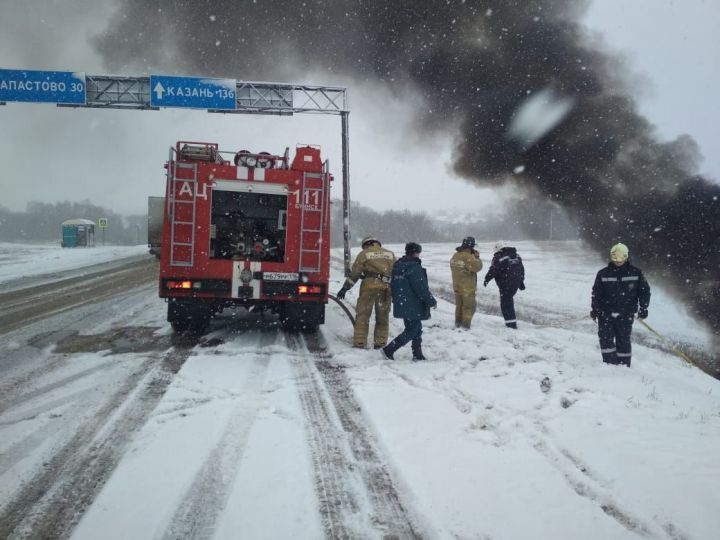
361,236,380,248
494,241,505,253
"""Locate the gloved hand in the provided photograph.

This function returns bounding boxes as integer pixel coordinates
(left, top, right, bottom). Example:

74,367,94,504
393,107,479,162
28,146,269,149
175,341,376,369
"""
638,308,648,320
336,287,348,300
519,282,526,290
483,280,488,287
590,309,598,321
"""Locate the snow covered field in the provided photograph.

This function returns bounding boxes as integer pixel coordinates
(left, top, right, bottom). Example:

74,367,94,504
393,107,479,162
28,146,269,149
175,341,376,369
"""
1,240,718,539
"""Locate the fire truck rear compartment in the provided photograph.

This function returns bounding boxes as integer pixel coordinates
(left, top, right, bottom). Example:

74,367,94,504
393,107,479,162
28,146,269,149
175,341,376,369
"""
210,190,287,261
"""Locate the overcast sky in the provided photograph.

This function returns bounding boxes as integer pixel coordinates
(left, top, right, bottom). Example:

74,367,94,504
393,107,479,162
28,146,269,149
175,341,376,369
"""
0,0,717,217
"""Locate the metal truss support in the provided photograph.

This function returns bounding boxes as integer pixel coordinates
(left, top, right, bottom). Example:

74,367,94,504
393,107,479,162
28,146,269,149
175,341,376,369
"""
341,112,351,277
58,75,348,115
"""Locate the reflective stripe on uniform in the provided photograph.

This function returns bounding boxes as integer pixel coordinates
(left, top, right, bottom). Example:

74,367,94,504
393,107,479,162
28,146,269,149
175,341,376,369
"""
504,318,517,323
499,256,510,262
617,352,631,357
601,277,618,282
601,347,617,353
346,277,357,286
363,271,391,283
365,252,394,260
621,276,639,281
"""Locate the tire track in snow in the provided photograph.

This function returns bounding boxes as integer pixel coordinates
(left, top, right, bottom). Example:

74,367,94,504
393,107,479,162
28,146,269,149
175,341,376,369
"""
529,426,689,540
290,332,421,539
162,329,279,540
0,346,193,540
287,332,359,539
385,366,688,539
0,258,157,336
0,361,115,415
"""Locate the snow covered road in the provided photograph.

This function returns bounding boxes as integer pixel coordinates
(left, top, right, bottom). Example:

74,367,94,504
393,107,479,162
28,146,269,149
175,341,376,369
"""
0,242,718,539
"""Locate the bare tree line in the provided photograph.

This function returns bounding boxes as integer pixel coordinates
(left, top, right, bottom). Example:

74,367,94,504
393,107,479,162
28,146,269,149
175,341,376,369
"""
330,197,578,248
0,201,146,245
0,194,578,247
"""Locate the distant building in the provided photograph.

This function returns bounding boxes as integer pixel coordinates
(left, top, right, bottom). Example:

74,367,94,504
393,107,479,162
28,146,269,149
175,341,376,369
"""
61,219,96,248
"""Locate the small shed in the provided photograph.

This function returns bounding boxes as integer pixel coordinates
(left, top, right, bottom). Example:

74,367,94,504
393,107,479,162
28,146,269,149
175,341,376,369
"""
61,219,96,248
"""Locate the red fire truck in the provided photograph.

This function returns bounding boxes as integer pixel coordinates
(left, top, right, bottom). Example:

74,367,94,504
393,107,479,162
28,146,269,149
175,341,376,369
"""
158,141,331,333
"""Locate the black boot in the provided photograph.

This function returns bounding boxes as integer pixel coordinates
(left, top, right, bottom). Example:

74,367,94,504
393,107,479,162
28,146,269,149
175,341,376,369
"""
602,354,619,365
381,341,398,360
411,342,426,361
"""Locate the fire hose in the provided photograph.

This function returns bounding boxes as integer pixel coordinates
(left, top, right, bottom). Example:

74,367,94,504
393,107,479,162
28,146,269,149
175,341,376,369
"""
328,294,356,326
329,293,700,369
637,318,700,368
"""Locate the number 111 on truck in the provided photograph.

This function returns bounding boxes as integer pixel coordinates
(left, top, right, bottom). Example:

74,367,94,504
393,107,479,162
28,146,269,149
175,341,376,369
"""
157,141,332,333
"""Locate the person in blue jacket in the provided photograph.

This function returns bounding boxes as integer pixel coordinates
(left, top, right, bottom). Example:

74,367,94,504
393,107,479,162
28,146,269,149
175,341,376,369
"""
381,242,437,361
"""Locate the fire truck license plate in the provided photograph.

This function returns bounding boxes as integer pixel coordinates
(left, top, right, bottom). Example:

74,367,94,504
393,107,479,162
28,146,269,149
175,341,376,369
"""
263,272,299,281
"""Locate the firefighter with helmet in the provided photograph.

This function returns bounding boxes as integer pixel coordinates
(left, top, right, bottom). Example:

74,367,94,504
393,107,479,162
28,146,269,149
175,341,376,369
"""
337,236,396,349
449,236,483,329
591,243,650,367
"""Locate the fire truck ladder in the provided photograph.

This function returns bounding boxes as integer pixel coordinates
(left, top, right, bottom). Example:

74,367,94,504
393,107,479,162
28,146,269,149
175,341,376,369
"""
168,160,198,267
298,172,327,273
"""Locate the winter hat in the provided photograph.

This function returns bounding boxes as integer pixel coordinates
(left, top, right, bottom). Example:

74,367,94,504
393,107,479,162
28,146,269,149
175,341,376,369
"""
457,236,476,251
493,241,505,253
361,235,380,248
405,242,422,255
610,243,629,262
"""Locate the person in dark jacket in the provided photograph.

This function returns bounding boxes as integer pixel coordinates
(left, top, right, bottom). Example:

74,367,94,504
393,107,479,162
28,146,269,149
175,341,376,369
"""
483,241,525,329
381,242,437,361
591,242,650,367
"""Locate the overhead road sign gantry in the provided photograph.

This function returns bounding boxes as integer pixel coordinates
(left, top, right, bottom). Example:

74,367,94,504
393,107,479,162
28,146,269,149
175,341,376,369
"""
0,70,352,275
0,68,86,105
1,72,347,115
150,75,236,110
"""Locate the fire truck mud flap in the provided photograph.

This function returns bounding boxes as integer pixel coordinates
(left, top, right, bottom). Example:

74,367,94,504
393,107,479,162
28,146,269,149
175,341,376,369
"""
167,299,213,334
280,302,325,333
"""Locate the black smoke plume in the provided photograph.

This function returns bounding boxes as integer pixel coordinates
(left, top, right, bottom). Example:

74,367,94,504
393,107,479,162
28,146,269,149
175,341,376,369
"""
95,0,719,340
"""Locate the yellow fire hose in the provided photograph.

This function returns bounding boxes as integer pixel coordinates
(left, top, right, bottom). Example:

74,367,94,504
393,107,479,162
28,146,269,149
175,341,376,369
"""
333,290,700,368
637,318,699,368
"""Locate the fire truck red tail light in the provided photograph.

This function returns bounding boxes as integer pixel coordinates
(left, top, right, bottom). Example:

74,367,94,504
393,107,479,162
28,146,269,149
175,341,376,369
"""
298,284,323,295
166,280,193,289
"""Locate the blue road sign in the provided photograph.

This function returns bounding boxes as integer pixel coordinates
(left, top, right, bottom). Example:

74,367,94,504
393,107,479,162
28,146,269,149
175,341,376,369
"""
0,69,86,104
150,75,236,110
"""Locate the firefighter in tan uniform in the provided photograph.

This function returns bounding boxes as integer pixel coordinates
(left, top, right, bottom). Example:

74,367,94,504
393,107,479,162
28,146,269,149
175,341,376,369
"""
337,236,396,348
449,236,483,329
